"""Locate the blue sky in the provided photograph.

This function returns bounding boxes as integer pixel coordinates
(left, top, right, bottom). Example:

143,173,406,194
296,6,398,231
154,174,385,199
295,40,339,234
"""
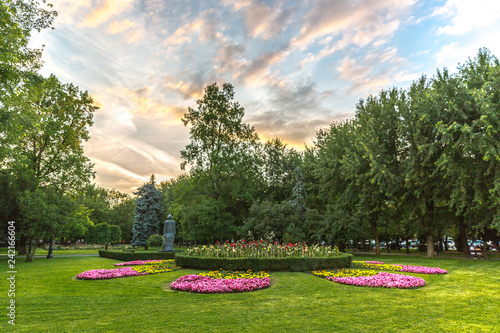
30,0,500,193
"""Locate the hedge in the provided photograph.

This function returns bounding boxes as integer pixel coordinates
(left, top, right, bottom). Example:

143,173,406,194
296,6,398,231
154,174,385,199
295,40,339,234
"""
175,253,352,272
99,250,176,261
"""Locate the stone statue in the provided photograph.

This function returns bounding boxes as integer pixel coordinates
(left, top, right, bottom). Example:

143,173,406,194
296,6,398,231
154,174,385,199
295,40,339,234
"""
162,214,176,252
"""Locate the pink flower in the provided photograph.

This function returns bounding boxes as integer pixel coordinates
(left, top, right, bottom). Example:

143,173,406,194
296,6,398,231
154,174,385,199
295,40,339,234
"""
77,267,146,280
329,272,425,289
397,265,447,274
170,275,270,294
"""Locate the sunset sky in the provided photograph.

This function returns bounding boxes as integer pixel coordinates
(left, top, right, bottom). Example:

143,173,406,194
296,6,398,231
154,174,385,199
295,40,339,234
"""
30,0,500,194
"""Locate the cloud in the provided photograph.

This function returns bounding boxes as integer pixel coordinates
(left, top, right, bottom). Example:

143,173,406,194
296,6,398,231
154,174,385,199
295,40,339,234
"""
336,47,415,95
245,81,338,145
108,19,136,34
433,0,500,35
291,0,415,49
162,9,218,50
82,0,135,28
229,0,294,39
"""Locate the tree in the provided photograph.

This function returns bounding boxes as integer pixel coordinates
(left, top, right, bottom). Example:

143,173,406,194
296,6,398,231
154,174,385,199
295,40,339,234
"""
1,0,56,162
1,73,96,255
18,187,92,261
131,175,162,249
178,83,262,240
110,224,121,245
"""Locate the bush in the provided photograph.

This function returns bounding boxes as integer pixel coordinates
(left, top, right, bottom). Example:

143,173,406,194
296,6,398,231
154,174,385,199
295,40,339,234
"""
175,253,352,272
147,234,163,250
99,250,176,261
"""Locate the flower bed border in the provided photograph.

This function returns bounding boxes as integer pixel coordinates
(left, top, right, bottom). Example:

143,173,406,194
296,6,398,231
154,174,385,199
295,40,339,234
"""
175,253,352,272
99,250,176,261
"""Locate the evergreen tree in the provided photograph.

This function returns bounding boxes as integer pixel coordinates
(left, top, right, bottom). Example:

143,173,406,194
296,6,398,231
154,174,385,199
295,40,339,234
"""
131,175,162,249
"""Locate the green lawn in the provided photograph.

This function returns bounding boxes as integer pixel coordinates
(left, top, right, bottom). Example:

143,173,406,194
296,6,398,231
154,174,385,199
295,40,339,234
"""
0,255,498,332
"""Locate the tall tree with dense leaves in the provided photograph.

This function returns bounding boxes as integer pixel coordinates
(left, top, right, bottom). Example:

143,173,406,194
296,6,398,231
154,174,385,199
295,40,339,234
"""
179,83,261,241
131,175,162,250
434,49,500,250
1,0,56,162
2,73,96,254
347,88,402,255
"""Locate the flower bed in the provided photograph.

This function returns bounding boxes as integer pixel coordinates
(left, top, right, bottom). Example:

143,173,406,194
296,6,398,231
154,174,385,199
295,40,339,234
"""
199,269,270,279
352,261,402,271
170,275,270,294
114,259,168,266
77,267,145,280
77,260,181,280
330,272,425,289
185,240,339,258
313,268,378,278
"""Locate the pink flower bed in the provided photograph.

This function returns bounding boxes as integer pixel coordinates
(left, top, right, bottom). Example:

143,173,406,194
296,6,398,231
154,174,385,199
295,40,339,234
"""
397,265,447,274
77,267,147,280
329,272,425,289
114,260,164,266
170,275,271,294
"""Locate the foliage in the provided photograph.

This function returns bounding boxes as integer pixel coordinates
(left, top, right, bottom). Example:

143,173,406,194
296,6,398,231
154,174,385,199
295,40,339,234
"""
243,200,302,243
131,175,162,249
98,250,176,261
110,225,121,244
175,252,352,272
18,187,92,261
87,222,120,250
147,234,163,249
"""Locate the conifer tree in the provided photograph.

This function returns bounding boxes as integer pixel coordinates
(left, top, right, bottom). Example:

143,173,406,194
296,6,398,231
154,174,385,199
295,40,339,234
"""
131,175,162,249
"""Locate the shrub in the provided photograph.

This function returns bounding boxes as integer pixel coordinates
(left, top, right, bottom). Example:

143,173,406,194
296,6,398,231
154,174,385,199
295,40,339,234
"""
175,253,352,272
99,250,175,261
147,234,163,251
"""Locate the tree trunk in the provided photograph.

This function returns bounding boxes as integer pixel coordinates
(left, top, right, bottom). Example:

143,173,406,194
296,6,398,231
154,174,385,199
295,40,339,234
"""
405,238,410,254
370,220,380,255
426,234,435,258
18,235,27,255
457,217,469,253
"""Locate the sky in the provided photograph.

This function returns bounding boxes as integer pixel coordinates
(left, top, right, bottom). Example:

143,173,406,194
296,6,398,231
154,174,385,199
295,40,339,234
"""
30,0,500,194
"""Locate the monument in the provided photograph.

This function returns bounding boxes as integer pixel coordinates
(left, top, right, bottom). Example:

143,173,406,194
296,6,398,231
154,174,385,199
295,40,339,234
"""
162,214,176,252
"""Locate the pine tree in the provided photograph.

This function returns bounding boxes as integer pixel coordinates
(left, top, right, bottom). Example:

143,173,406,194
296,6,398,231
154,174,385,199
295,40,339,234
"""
131,175,162,249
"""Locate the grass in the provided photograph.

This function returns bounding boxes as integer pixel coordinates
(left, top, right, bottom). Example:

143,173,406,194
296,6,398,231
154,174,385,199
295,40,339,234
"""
0,255,498,332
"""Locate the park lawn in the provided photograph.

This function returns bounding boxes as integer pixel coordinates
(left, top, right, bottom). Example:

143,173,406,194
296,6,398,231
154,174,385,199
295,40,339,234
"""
0,255,498,332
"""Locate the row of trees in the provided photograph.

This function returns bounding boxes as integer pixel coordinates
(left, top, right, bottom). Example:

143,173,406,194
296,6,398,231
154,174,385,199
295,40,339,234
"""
161,49,500,257
2,1,499,259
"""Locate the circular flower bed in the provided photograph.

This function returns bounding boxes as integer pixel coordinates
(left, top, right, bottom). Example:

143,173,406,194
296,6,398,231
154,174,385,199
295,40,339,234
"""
170,275,270,293
170,269,271,294
77,259,180,280
330,272,425,289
